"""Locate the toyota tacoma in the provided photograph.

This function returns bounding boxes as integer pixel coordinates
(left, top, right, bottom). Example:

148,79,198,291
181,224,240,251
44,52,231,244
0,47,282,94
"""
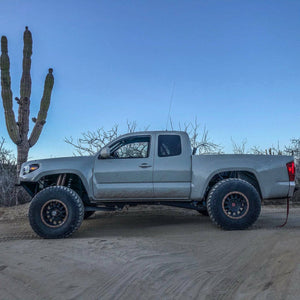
19,131,296,238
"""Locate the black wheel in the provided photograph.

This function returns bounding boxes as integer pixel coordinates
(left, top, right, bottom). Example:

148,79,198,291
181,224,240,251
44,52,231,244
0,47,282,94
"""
197,209,209,216
207,178,261,230
29,186,84,239
84,211,95,220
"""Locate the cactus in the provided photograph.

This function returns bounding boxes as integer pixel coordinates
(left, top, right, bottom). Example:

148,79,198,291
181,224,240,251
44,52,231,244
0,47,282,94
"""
0,27,54,173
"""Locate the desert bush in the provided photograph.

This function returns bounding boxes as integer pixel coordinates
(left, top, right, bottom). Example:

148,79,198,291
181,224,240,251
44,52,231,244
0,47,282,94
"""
65,121,138,156
0,138,17,206
232,137,300,192
0,138,31,206
65,120,222,156
178,118,222,154
231,139,285,155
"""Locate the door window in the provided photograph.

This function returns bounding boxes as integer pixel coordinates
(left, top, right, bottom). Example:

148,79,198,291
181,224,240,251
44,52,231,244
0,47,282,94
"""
110,136,150,159
158,135,181,157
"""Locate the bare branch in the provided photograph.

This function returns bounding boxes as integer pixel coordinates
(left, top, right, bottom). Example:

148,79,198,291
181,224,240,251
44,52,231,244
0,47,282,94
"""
65,119,222,156
127,120,137,133
0,138,17,206
250,145,265,155
285,138,300,158
231,138,248,154
183,118,222,154
65,124,130,156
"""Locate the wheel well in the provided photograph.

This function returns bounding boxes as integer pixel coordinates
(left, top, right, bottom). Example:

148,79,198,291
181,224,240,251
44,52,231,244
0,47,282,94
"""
22,173,90,205
204,171,262,200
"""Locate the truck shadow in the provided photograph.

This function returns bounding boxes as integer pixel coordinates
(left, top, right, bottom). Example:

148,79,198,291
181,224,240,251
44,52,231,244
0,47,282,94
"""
254,207,300,230
1,206,299,241
75,210,212,238
72,207,300,239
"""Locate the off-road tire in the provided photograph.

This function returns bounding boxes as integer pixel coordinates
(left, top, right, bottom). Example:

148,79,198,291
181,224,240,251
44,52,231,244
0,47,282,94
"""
207,178,261,230
84,211,95,220
29,186,84,239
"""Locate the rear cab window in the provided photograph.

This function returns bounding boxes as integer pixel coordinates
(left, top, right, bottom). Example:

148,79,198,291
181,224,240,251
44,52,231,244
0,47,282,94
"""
158,135,182,157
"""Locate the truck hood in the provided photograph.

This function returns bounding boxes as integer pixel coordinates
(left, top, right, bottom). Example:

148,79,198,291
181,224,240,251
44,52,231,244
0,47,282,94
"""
20,156,95,183
24,155,94,166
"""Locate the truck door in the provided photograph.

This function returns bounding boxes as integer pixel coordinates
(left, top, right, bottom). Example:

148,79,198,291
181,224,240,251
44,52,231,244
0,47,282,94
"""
153,134,191,199
93,135,154,199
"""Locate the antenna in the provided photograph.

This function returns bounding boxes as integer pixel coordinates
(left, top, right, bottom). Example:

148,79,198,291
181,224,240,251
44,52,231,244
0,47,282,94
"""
166,82,175,130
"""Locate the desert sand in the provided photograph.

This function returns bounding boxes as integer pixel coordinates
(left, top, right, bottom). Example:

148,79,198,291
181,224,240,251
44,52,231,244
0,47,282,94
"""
0,204,300,299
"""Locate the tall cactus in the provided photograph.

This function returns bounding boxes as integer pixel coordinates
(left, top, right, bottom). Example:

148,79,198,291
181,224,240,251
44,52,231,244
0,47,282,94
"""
0,27,54,173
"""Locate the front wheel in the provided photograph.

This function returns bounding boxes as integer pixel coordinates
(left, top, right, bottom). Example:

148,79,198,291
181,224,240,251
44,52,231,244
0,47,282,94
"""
29,186,84,238
207,178,261,230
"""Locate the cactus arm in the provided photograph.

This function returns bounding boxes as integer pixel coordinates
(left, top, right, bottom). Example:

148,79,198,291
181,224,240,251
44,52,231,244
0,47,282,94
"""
28,68,54,147
0,36,21,144
20,26,32,99
18,27,32,141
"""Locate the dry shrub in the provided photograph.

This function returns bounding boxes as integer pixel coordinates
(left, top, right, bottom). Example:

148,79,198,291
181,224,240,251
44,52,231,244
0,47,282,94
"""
0,138,17,206
0,139,31,206
65,120,222,156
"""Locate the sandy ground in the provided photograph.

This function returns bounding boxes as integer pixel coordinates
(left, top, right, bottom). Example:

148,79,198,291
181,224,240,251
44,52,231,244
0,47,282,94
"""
0,204,300,300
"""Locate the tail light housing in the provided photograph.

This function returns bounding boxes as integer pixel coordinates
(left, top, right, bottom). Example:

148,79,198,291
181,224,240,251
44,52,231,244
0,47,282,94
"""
286,161,295,182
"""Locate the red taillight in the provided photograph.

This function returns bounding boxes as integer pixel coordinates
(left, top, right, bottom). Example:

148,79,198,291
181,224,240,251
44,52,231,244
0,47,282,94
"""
286,161,295,182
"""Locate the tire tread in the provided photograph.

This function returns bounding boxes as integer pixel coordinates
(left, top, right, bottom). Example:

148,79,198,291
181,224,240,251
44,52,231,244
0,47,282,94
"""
29,186,84,239
207,178,261,230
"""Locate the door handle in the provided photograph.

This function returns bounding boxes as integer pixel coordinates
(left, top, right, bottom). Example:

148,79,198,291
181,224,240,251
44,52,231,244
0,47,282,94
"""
139,163,152,168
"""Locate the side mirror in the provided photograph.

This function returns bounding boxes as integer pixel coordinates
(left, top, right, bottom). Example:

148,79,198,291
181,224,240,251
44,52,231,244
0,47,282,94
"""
99,147,110,159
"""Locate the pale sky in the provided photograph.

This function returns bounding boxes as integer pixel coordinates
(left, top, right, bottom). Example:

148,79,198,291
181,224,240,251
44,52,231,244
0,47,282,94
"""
0,0,299,159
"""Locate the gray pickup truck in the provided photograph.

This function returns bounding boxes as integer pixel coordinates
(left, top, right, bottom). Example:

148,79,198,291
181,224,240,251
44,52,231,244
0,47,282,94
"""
19,131,296,238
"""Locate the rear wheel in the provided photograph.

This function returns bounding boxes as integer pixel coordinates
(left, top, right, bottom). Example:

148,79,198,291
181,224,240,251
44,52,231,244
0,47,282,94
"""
207,178,261,230
29,186,84,238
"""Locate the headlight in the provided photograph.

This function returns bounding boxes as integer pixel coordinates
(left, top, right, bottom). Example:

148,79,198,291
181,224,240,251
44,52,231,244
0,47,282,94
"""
23,164,39,175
